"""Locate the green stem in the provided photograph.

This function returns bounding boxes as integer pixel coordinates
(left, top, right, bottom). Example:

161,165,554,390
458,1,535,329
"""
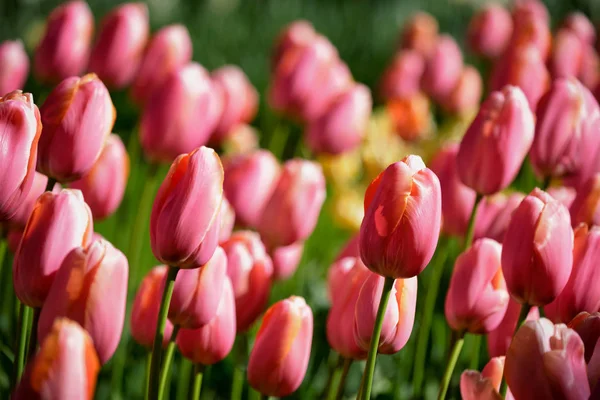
12,303,30,389
231,363,245,400
159,325,181,399
542,176,551,191
176,358,193,400
248,387,263,400
45,177,57,192
231,333,249,400
26,307,41,358
360,276,395,400
323,353,342,400
148,267,179,400
464,194,483,251
437,331,465,400
145,352,152,400
192,364,205,400
468,334,481,370
335,358,353,400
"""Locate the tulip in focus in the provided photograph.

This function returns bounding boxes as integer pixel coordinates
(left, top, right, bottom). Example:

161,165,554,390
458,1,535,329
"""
473,192,524,242
378,50,425,101
248,296,313,397
570,174,600,228
502,188,573,306
400,12,439,56
6,173,60,230
421,35,463,102
440,66,483,115
270,241,305,280
467,4,512,58
37,74,115,182
460,357,505,400
33,1,93,83
457,86,534,195
360,155,441,278
487,298,539,357
0,40,29,95
88,3,149,89
386,92,432,141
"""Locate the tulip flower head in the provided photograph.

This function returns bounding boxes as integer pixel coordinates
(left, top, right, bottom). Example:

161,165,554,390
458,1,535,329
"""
272,20,317,69
378,50,425,101
440,66,483,115
473,192,524,242
270,241,305,280
467,4,513,58
421,35,464,102
563,12,596,46
570,174,600,228
460,357,505,400
0,40,29,95
400,12,439,57
568,311,600,363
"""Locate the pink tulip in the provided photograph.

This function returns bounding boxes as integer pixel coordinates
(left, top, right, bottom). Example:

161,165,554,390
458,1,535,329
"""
570,174,600,228
378,50,425,101
512,0,549,25
305,83,372,155
270,241,304,280
13,319,100,400
547,186,577,209
467,4,513,58
421,35,463,102
502,188,574,306
429,143,476,237
400,12,439,57
300,60,353,122
37,74,115,182
505,318,590,399
140,63,222,163
460,357,505,400
563,12,596,46
177,278,236,365
6,172,60,229
360,155,441,278
474,192,525,242
33,1,93,83
457,86,534,195
440,66,483,115
248,296,313,397
487,298,539,357
550,30,584,80
88,3,149,89
150,147,223,269
70,134,129,220
272,20,317,70
0,91,42,221
130,266,174,348
169,246,227,329
222,231,273,332
13,189,93,308
130,25,192,105
258,159,325,249
509,5,551,60
0,40,29,95
580,45,600,90
38,239,128,364
568,311,600,362
223,150,281,228
218,197,235,244
354,273,417,354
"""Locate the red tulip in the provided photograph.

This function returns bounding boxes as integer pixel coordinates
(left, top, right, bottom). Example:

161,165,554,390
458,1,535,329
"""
570,174,600,228
360,155,441,278
440,66,483,115
378,50,425,101
272,20,317,70
457,86,534,195
7,228,23,254
474,192,525,243
0,40,29,95
421,35,463,102
400,12,439,57
248,296,313,397
270,241,304,280
487,298,539,357
568,311,600,362
460,356,505,400
467,4,513,58
563,12,596,46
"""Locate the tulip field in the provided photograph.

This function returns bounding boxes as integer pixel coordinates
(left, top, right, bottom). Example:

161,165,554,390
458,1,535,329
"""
4,0,600,399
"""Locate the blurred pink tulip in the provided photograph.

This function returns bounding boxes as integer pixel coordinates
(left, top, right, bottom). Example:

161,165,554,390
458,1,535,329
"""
0,40,29,95
429,143,476,237
327,256,356,302
487,298,539,357
305,83,372,155
580,46,600,90
421,35,463,102
460,357,505,400
33,1,93,83
221,124,259,156
509,5,551,60
568,311,600,362
13,319,100,400
505,318,590,399
440,66,483,115
88,3,149,89
177,278,236,365
222,231,273,332
272,20,317,70
563,12,596,46
70,134,129,220
354,273,417,354
13,189,93,308
400,12,439,57
258,159,325,249
130,266,173,348
150,147,223,269
140,63,222,163
467,4,512,59
6,172,60,230
38,239,128,364
169,246,227,329
37,74,115,182
547,186,577,209
512,0,549,25
550,30,584,80
270,241,304,280
302,60,353,122
248,296,313,397
223,150,281,228
457,86,534,195
360,155,441,278
570,174,600,228
130,25,192,105
502,188,573,306
217,197,235,243
378,50,425,101
473,192,525,242
0,91,42,221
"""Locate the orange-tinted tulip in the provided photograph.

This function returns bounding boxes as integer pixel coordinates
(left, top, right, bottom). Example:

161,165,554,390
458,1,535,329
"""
0,40,29,95
509,4,551,60
386,92,431,141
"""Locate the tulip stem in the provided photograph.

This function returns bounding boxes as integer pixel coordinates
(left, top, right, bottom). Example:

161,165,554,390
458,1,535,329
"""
145,352,152,400
335,358,353,400
468,334,481,370
26,307,41,358
464,194,483,251
12,303,30,389
192,364,205,400
437,330,465,400
323,353,342,399
158,325,180,399
148,266,179,400
516,304,532,331
231,333,249,400
542,176,551,191
360,276,395,400
176,358,193,400
45,177,57,192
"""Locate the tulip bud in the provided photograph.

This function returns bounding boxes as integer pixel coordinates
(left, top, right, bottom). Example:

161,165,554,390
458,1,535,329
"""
169,246,227,329
487,298,539,357
0,92,42,221
467,4,512,58
429,143,476,237
378,50,425,101
580,45,600,90
0,40,29,95
258,159,325,249
512,0,549,25
354,273,417,354
248,296,313,397
550,30,584,80
272,20,317,70
37,74,115,182
33,1,93,83
421,35,463,102
563,101,600,190
13,319,100,400
218,197,235,244
305,83,372,155
360,155,441,278
302,60,353,122
6,172,60,229
457,86,534,195
386,92,432,141
440,66,483,115
502,188,574,306
13,189,93,308
221,124,259,156
570,174,600,228
547,186,577,209
70,134,129,220
460,357,505,400
130,25,192,105
223,150,281,228
509,6,551,60
38,239,128,364
563,12,596,46
505,318,590,399
400,12,439,57
473,192,524,242
568,311,600,363
131,266,174,348
222,231,273,332
150,147,223,269
88,3,149,89
271,241,304,280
